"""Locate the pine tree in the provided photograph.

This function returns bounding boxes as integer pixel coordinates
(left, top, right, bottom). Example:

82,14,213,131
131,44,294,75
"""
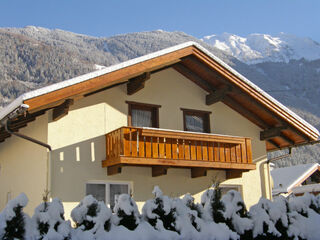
71,195,112,236
113,194,140,231
202,182,225,223
3,205,25,240
142,186,177,232
0,193,29,240
33,197,71,240
181,194,203,232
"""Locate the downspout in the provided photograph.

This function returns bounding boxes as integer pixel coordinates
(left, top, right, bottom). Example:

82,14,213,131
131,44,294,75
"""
1,104,52,200
5,121,52,151
1,104,52,151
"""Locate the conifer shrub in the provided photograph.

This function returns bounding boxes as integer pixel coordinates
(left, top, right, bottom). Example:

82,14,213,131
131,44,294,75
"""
142,186,177,232
113,194,140,231
71,195,112,235
0,193,29,240
33,198,71,240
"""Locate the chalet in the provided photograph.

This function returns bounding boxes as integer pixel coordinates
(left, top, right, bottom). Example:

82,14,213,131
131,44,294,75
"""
0,42,318,219
272,163,320,197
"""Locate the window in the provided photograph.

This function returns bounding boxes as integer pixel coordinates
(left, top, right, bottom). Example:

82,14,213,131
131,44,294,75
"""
181,108,211,133
127,101,160,128
86,181,131,210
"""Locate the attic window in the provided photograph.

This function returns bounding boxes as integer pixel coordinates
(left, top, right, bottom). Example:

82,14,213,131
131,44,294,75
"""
127,101,160,128
181,108,211,133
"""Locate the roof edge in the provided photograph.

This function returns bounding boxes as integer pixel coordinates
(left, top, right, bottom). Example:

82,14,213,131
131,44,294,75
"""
286,163,319,192
191,43,320,138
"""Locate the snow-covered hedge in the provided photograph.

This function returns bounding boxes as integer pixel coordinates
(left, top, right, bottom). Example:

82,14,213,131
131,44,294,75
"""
1,187,320,240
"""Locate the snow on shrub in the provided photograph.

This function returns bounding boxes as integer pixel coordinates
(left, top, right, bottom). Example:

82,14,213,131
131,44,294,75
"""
201,184,225,223
286,194,320,240
32,198,71,240
113,193,140,231
142,186,177,232
71,195,112,240
0,193,31,240
2,190,320,240
249,198,281,239
221,190,253,239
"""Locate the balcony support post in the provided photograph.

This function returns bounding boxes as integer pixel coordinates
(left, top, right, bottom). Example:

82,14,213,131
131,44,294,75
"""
107,165,122,175
152,166,168,177
226,170,244,179
191,168,207,178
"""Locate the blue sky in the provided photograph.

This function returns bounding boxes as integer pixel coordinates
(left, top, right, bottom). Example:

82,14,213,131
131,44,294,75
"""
1,0,320,41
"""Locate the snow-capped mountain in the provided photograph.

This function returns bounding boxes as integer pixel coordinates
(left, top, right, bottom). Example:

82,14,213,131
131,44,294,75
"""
202,33,320,64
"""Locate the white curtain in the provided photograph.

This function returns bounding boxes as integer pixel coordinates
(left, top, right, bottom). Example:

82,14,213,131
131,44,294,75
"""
185,115,204,132
132,109,152,127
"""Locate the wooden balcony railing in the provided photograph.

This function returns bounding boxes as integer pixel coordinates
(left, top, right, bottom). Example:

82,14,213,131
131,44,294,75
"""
102,127,255,177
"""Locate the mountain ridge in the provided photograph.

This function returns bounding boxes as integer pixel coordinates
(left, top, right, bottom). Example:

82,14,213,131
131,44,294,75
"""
202,32,320,64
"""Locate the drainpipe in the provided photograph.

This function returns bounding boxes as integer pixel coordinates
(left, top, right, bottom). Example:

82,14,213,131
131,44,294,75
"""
5,121,52,151
1,104,53,201
1,104,52,151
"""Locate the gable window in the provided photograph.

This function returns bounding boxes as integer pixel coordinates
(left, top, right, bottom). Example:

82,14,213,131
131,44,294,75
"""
181,108,211,133
86,181,131,210
127,101,160,128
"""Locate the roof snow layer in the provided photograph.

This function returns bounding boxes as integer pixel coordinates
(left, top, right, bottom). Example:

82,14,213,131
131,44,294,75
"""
0,41,318,137
271,163,319,195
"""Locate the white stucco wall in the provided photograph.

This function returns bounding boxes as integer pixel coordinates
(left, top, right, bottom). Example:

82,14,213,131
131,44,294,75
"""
47,68,268,219
0,114,48,214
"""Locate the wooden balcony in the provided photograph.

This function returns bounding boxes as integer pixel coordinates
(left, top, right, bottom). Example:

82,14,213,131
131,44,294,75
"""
102,127,255,178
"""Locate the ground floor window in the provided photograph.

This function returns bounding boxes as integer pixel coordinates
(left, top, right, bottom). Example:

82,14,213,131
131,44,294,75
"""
86,181,131,210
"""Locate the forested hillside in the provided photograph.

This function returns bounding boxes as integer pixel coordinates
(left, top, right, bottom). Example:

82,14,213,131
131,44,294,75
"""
1,26,319,167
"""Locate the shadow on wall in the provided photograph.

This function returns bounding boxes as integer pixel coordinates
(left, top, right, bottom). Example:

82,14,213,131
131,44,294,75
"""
50,134,226,204
50,135,107,202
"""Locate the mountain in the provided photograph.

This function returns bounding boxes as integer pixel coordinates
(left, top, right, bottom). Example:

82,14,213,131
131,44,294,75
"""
202,33,320,64
0,26,319,167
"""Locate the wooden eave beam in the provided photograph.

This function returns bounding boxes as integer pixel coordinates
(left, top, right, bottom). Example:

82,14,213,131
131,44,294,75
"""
279,133,295,145
223,96,269,129
206,85,232,105
184,56,231,86
127,72,151,95
267,139,281,149
260,126,288,141
191,48,318,141
172,63,214,92
52,99,74,121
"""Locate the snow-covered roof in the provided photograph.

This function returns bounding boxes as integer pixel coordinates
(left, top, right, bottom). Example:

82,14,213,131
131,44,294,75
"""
0,41,319,140
271,163,320,195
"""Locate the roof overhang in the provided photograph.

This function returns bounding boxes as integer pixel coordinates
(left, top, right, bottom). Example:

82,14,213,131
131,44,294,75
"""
0,41,319,151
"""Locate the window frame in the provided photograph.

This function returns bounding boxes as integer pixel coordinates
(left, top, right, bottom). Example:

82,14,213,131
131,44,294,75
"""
86,180,132,209
181,108,211,133
126,101,161,128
